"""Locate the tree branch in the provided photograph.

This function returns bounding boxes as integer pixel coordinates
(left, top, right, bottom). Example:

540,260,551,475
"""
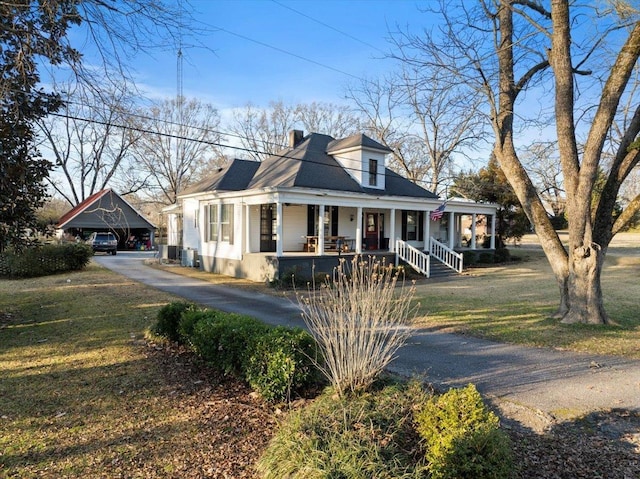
612,193,640,236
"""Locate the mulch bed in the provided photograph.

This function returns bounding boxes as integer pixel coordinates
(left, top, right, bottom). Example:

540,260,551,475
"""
140,342,277,478
147,341,639,479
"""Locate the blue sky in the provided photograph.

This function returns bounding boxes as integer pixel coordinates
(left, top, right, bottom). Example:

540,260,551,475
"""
136,0,431,109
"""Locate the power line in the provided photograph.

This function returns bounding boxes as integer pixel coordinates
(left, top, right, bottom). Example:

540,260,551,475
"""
45,110,403,182
271,0,387,55
56,95,291,152
207,23,367,83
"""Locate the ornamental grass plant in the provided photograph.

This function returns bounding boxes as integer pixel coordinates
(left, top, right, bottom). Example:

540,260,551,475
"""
257,380,430,479
297,256,417,396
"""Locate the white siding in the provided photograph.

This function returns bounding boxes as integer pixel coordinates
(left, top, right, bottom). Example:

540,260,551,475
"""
198,199,243,260
337,207,358,240
332,148,386,190
182,198,200,250
333,150,362,184
249,204,261,252
282,204,307,251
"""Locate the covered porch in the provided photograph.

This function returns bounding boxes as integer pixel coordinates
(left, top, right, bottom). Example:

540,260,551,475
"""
242,199,497,257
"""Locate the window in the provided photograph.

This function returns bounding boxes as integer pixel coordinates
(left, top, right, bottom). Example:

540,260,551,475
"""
220,204,234,244
260,204,276,252
369,159,378,186
307,205,338,236
205,204,218,242
406,212,417,240
194,208,199,228
402,211,425,241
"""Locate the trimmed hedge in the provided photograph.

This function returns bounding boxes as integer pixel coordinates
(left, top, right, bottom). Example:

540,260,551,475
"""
153,301,196,342
153,302,323,402
0,243,93,278
189,311,270,376
244,326,322,402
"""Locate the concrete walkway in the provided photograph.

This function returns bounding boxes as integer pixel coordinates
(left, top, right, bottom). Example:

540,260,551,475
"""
95,252,640,430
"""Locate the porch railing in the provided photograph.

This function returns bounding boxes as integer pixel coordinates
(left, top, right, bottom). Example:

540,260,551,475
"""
395,239,430,278
429,237,464,273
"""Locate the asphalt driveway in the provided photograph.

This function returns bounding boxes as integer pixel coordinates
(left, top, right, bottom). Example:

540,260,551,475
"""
94,251,640,430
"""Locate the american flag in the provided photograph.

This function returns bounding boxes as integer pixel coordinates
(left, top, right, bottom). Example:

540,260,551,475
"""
430,201,446,221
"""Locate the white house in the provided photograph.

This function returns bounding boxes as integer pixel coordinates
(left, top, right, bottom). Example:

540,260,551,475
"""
165,130,497,282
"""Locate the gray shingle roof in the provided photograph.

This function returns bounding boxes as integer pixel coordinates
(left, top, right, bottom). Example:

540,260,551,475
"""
180,159,260,195
327,133,392,153
181,133,437,199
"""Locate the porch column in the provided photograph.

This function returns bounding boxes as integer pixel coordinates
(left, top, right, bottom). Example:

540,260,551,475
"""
317,204,325,255
490,214,496,249
471,213,477,249
276,202,284,257
244,204,250,253
448,211,455,249
423,210,430,251
356,207,363,253
388,208,396,252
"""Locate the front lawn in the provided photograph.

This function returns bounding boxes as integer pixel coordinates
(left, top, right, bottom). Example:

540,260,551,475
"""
413,248,640,358
0,264,274,478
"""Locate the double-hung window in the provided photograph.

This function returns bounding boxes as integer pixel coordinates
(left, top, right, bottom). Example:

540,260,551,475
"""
220,204,234,244
402,210,425,241
204,203,234,244
205,204,218,242
369,159,378,186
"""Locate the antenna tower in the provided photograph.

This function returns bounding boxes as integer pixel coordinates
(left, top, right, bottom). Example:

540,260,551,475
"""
177,0,184,107
175,0,184,180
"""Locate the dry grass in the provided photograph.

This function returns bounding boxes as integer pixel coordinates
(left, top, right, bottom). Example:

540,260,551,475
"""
0,264,274,478
298,257,417,396
146,260,266,291
149,233,640,358
413,236,640,358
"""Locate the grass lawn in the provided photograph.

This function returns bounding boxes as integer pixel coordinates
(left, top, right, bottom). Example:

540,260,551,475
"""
413,246,640,358
150,234,640,359
0,264,274,478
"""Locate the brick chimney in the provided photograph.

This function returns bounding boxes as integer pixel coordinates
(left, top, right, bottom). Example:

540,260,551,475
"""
289,129,304,147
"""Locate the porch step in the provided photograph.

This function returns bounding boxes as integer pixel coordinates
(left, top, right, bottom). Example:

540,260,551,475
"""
429,259,458,278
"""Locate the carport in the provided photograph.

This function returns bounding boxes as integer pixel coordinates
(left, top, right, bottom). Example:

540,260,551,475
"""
56,189,156,250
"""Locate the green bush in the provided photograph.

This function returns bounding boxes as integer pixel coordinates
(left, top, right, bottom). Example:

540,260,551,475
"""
153,301,196,342
244,327,322,402
477,252,495,264
189,312,269,376
493,247,511,264
257,380,430,479
415,384,513,479
177,308,211,343
0,243,93,278
462,251,477,266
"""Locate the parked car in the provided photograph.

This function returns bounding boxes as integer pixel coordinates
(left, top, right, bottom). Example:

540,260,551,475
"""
87,232,118,255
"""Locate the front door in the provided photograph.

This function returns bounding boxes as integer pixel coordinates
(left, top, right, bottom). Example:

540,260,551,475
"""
365,212,378,250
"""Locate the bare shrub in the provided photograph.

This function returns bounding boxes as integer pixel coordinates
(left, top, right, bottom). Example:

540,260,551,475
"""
297,256,418,396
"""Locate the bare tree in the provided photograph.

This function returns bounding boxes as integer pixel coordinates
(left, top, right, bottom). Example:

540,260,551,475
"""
521,142,566,220
231,101,297,161
36,82,144,206
295,101,361,139
397,1,640,324
0,0,195,250
347,76,427,185
346,63,485,194
133,96,224,206
230,100,362,161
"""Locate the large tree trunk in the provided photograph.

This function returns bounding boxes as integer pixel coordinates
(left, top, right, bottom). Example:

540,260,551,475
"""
561,243,609,324
492,1,612,325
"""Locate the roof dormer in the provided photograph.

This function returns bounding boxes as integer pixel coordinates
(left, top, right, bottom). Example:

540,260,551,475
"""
326,134,391,190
